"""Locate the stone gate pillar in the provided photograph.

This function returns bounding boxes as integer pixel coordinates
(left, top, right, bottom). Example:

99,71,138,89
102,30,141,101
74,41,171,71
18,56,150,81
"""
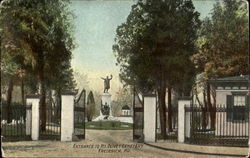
26,95,40,141
143,94,157,143
178,97,191,143
248,108,250,156
61,92,75,141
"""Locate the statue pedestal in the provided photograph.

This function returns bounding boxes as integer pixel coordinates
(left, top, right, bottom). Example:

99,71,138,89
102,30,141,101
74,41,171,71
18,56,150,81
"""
100,93,112,116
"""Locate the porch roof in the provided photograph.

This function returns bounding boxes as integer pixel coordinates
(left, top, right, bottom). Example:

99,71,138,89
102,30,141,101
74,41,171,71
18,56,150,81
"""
209,75,249,83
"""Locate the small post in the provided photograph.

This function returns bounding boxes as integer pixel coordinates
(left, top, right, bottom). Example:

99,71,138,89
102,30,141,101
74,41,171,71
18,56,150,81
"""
25,103,32,136
61,91,75,141
143,94,157,143
26,95,40,140
178,97,191,143
248,135,250,157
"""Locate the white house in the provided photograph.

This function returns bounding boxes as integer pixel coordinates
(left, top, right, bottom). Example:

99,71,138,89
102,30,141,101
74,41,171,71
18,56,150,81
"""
121,105,131,116
209,75,249,136
114,105,133,124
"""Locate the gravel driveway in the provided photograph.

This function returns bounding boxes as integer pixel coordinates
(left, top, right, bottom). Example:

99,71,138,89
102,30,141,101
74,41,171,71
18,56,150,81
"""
2,130,249,158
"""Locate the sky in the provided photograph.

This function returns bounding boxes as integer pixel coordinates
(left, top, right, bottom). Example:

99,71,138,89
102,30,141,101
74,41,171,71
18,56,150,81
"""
69,0,218,96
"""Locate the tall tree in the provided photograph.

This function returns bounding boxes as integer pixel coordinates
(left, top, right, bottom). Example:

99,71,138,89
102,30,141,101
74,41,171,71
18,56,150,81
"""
0,23,22,122
113,0,200,138
192,0,248,129
193,0,248,78
0,0,76,131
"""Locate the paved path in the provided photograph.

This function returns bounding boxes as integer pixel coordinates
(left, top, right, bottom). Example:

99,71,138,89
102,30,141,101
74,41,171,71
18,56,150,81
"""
2,130,249,158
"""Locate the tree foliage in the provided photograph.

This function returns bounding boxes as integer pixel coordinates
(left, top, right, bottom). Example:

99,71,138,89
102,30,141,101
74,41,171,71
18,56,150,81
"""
113,0,200,93
0,0,76,130
191,0,249,129
1,0,76,89
192,0,248,79
113,0,201,138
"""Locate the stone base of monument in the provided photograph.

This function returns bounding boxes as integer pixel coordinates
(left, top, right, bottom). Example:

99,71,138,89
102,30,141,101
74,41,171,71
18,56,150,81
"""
93,92,133,124
93,115,118,121
93,115,133,124
101,92,112,115
93,92,113,121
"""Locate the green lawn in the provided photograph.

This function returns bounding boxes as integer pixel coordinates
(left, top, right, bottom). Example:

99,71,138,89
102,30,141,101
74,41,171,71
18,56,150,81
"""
76,121,133,130
40,129,60,135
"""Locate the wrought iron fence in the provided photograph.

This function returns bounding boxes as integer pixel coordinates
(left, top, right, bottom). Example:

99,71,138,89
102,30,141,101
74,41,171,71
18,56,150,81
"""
133,89,144,141
156,106,178,141
166,106,178,141
133,107,144,140
1,103,31,141
74,89,86,140
39,103,61,140
185,105,249,147
74,106,85,139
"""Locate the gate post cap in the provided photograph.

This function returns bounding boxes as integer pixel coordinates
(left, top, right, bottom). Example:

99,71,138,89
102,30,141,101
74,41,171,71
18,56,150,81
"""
142,93,156,97
61,91,77,96
26,94,40,99
178,96,192,101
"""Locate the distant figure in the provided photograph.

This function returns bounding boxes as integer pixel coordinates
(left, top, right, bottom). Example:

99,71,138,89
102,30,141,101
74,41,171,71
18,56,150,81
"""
101,75,112,93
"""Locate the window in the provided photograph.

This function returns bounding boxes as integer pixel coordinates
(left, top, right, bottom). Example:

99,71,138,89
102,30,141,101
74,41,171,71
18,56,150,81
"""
217,86,224,90
227,94,249,122
233,96,246,121
233,96,245,106
240,86,247,90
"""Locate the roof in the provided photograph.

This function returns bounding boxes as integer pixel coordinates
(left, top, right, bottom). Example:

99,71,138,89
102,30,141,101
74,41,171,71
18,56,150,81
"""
121,105,131,110
209,75,249,83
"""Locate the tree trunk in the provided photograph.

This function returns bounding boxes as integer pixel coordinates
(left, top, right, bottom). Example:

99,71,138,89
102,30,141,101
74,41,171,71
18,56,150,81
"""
201,106,207,130
56,88,62,123
202,88,208,129
211,86,217,126
84,89,86,108
195,88,202,107
157,77,167,139
7,77,14,123
48,90,53,121
207,83,211,109
21,79,25,105
39,72,46,132
56,88,62,107
167,87,173,132
207,83,216,130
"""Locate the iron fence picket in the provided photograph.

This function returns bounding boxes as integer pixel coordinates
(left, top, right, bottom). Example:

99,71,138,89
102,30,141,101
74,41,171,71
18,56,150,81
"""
73,89,86,140
133,107,144,140
185,105,249,147
132,89,144,141
158,106,178,142
1,104,31,141
39,104,61,140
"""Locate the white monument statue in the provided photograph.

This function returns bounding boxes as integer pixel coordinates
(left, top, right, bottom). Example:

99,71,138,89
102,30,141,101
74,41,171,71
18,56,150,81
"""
93,75,115,121
100,75,112,117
